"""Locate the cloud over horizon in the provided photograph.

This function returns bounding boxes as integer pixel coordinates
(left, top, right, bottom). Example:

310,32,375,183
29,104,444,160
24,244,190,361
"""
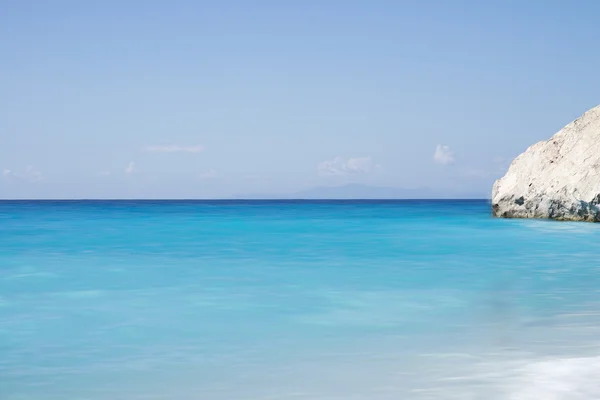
2,166,44,182
125,161,135,175
317,156,381,176
433,145,455,165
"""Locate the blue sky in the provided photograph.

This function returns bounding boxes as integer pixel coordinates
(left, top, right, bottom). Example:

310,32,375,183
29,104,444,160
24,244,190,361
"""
2,0,600,199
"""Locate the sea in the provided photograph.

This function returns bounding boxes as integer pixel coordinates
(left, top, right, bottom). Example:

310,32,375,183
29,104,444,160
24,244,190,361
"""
1,200,600,399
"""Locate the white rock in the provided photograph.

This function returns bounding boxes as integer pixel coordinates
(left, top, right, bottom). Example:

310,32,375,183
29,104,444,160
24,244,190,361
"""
492,104,600,222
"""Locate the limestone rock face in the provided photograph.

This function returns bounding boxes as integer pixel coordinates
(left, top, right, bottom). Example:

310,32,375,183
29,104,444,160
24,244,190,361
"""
492,105,600,222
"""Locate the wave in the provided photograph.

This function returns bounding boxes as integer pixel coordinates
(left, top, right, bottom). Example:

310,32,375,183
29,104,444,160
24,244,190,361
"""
507,355,600,400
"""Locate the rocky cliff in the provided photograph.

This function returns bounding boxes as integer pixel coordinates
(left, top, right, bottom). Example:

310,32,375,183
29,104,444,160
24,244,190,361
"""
492,104,600,221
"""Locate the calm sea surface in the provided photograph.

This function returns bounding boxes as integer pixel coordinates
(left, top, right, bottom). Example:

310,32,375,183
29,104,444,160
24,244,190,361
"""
1,200,600,399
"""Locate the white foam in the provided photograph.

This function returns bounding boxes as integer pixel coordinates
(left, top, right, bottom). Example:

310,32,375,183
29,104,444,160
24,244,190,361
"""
519,219,600,234
507,356,600,400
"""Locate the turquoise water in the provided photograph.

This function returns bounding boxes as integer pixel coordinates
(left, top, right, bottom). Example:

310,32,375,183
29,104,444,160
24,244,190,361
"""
1,200,600,399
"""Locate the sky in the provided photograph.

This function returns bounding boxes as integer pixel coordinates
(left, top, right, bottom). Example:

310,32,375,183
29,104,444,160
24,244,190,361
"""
2,0,600,199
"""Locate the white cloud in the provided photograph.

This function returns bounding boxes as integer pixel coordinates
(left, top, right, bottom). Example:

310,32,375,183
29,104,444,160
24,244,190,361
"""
25,166,43,181
2,166,43,182
318,156,380,176
144,145,204,153
433,144,455,165
125,161,135,175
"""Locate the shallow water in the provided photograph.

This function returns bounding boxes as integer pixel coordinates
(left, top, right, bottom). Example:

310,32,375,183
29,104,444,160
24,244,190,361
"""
1,200,600,399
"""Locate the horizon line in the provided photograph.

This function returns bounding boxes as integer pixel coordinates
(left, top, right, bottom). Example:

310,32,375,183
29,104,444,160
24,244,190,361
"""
0,198,491,201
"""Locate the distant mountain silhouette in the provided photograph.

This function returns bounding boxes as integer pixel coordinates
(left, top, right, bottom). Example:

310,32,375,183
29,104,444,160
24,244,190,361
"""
234,184,488,200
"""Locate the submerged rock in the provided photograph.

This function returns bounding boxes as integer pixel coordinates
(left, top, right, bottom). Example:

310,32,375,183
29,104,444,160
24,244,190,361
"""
492,104,600,222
